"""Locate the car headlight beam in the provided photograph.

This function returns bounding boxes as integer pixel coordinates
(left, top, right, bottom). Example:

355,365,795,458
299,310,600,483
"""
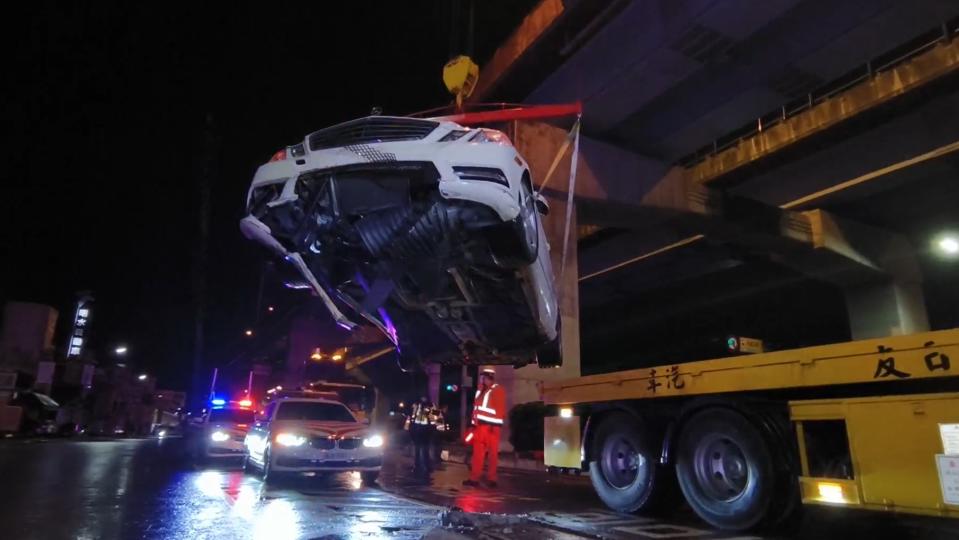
363,434,384,448
275,433,308,447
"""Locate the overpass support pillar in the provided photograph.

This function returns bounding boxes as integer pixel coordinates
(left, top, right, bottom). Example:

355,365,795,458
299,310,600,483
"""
492,193,581,451
425,363,441,407
285,315,314,388
803,210,930,339
844,279,929,339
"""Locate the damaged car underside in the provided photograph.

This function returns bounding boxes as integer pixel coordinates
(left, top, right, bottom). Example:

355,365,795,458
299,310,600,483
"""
243,144,559,370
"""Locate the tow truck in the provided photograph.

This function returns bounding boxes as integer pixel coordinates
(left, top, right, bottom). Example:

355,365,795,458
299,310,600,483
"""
413,84,959,533
237,53,959,529
543,329,959,531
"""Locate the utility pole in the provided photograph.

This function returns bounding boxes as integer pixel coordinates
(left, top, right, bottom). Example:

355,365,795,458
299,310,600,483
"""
191,113,217,409
208,367,219,401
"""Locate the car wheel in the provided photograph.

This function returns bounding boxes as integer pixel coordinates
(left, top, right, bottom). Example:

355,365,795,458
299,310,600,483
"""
488,173,539,268
589,412,664,513
361,471,379,484
516,175,540,261
675,407,775,531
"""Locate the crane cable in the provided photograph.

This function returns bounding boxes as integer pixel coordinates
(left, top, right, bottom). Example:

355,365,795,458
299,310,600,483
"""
532,117,583,283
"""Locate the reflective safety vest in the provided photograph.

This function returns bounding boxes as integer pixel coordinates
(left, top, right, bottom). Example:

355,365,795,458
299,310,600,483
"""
472,383,506,426
406,402,442,429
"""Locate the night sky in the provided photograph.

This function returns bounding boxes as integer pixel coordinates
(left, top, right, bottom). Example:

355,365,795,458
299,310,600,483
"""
3,2,536,389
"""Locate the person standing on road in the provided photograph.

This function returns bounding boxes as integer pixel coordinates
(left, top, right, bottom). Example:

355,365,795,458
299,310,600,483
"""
463,368,505,488
406,396,437,478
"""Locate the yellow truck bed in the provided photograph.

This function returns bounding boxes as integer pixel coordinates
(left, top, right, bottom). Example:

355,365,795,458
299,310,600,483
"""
544,328,959,405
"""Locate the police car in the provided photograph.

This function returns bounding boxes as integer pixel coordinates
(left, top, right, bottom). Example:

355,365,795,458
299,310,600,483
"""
243,395,384,483
193,399,255,462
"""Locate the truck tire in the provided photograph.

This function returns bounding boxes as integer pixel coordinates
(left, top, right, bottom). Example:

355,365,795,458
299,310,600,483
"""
589,412,663,513
675,407,775,531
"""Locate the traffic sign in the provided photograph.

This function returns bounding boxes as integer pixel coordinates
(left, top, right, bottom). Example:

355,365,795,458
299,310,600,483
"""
739,337,765,354
727,336,764,354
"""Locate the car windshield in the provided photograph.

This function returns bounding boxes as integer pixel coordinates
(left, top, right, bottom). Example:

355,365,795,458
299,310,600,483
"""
275,401,356,422
208,409,255,424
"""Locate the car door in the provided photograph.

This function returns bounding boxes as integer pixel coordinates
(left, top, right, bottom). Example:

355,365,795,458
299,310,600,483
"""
246,402,277,462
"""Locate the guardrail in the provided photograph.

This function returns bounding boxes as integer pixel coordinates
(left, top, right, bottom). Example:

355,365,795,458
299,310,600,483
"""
677,19,959,168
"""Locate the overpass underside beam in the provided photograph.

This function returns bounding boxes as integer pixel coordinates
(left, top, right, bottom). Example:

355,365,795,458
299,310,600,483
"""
687,34,959,185
513,119,912,287
512,83,936,348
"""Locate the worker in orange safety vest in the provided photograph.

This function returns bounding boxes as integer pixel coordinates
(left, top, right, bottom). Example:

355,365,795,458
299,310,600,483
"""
463,367,506,488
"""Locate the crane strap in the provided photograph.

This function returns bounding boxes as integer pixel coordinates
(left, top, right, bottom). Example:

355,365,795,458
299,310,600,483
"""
533,117,582,283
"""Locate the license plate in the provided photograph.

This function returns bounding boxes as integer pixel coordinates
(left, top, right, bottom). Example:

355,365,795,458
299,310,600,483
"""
325,452,346,461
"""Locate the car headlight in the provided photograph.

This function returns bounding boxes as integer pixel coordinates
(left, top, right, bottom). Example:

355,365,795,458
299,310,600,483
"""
469,129,511,145
439,129,468,142
210,430,229,442
275,433,307,447
363,434,384,448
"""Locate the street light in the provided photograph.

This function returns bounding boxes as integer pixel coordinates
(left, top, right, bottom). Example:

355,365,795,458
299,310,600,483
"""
331,354,343,361
114,346,128,355
138,374,148,381
937,235,959,257
244,329,254,337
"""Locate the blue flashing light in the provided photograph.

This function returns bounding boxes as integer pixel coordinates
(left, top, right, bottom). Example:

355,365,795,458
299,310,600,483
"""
210,398,226,406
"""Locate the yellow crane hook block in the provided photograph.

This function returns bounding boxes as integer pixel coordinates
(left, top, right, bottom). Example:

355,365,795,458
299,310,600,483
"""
443,55,479,108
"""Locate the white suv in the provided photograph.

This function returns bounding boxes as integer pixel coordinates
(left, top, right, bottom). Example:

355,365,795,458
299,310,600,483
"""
239,115,561,371
243,397,385,483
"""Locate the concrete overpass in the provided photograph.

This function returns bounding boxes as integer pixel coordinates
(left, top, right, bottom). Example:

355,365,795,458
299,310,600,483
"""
471,0,959,415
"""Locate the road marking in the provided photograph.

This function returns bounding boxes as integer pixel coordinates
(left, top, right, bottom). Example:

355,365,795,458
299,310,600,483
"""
546,509,648,525
528,510,728,540
613,524,711,538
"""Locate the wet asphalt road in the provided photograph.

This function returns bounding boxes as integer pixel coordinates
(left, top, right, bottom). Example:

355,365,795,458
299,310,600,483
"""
0,437,444,540
2,437,958,540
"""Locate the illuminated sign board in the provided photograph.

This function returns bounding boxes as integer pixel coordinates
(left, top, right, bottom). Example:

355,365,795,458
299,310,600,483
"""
726,335,764,354
66,293,94,358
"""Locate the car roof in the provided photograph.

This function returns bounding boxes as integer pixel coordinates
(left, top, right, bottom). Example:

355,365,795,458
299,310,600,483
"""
273,396,346,405
307,380,366,389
